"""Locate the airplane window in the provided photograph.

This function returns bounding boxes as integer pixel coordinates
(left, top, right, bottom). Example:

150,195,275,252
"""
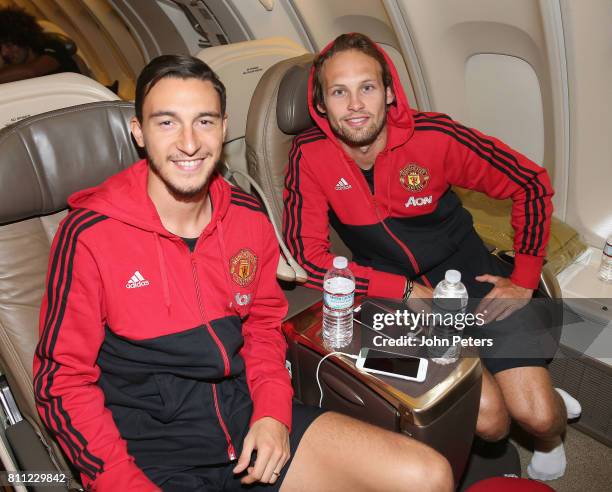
465,54,544,166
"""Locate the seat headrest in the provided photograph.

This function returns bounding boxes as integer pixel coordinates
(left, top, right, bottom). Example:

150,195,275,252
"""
0,72,118,129
276,57,314,134
197,37,308,142
0,101,140,225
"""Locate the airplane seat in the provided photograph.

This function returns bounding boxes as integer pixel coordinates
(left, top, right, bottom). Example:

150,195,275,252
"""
246,54,484,483
0,72,118,129
0,101,139,488
197,38,316,283
196,37,308,192
244,53,352,288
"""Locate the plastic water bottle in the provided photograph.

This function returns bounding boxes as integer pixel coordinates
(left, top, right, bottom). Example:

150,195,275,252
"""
429,270,469,364
322,256,355,348
598,236,612,283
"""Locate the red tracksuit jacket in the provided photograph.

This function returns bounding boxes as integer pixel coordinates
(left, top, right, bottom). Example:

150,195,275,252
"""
33,160,291,490
283,42,553,297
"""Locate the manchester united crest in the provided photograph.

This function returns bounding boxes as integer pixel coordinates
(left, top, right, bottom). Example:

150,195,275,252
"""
400,164,430,192
230,248,257,287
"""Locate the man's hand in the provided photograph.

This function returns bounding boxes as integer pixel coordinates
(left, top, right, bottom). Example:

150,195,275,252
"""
233,416,290,485
475,274,533,323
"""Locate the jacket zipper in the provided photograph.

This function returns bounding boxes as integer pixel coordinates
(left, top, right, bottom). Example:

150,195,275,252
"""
191,258,231,376
190,257,235,460
372,198,432,288
353,153,432,289
212,383,237,460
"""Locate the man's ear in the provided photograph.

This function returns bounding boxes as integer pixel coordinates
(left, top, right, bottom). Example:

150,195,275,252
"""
222,114,228,141
130,116,145,148
316,102,326,115
386,86,395,105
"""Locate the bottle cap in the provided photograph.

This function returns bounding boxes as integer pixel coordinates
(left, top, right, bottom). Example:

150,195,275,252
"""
333,256,348,269
445,269,461,284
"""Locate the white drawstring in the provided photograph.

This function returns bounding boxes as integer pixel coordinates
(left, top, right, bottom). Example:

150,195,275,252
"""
222,162,308,282
315,351,359,407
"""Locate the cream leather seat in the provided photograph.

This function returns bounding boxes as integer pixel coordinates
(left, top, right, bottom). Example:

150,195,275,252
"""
0,72,118,129
245,54,353,288
198,38,313,282
197,37,308,191
245,54,313,237
0,101,138,488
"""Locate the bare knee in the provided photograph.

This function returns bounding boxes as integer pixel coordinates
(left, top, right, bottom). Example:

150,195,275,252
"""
477,374,510,441
420,451,453,492
513,404,563,438
396,439,454,492
477,404,510,441
495,366,565,438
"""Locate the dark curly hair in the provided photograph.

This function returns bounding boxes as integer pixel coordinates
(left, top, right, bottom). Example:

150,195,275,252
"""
0,7,45,52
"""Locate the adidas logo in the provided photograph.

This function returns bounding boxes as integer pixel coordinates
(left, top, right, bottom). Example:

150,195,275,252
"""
126,271,150,289
335,178,352,191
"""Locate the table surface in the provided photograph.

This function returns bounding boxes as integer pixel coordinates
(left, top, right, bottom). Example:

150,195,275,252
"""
283,297,480,403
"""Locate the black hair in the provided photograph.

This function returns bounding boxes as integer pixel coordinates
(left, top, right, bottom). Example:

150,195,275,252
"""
134,54,226,122
312,32,393,114
0,7,45,52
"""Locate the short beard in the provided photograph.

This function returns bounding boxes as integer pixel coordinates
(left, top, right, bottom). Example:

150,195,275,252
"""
148,156,215,202
328,105,388,147
330,118,385,147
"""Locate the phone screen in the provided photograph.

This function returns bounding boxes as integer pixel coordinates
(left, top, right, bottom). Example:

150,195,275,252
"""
362,349,421,378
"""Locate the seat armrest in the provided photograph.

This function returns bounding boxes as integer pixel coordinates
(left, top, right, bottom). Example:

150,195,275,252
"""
5,420,80,491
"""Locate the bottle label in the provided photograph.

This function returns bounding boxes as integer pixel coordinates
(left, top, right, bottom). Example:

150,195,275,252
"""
324,291,354,310
604,241,612,257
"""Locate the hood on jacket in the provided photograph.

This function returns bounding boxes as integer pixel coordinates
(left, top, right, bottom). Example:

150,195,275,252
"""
69,159,234,312
307,34,415,151
68,159,231,237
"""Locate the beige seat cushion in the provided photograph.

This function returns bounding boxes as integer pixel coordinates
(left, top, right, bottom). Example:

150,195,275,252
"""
455,187,587,275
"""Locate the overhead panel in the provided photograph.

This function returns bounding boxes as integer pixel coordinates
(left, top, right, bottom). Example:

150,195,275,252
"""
169,0,232,48
224,0,313,51
384,0,570,218
110,0,190,59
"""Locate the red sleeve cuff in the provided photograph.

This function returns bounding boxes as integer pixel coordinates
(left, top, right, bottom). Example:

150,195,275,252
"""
250,382,293,431
367,270,406,299
510,253,545,290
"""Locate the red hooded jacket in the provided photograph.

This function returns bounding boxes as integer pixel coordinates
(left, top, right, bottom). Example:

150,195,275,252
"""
33,160,292,491
283,40,553,296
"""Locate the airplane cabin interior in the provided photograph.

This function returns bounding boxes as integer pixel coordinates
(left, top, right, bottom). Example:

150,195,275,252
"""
0,1,610,491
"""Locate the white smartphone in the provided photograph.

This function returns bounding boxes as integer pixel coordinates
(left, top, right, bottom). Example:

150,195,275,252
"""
356,348,428,383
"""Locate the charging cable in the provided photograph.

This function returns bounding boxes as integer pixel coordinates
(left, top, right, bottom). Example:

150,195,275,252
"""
316,351,359,407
